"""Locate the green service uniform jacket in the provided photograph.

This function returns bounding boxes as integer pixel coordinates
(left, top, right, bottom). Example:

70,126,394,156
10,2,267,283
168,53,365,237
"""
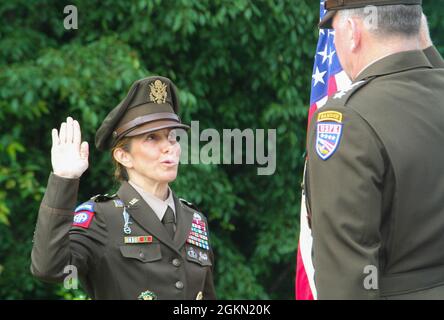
305,50,444,299
31,173,216,300
423,45,444,68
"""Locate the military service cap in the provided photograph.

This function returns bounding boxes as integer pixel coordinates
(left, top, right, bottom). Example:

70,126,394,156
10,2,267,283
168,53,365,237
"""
319,0,422,29
95,76,190,151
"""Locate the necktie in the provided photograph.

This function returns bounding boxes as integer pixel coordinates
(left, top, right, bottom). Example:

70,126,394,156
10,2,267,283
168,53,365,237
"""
162,206,175,239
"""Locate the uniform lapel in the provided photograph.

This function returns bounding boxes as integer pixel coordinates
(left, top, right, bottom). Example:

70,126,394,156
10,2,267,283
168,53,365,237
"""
172,194,193,250
117,181,176,250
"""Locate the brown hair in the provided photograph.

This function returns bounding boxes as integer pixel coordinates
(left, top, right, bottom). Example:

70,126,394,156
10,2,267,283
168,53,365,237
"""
111,137,133,181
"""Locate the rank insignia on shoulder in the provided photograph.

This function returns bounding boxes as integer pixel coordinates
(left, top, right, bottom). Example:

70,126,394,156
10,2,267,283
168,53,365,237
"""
91,193,116,202
334,80,366,100
138,290,157,300
73,202,95,229
315,111,343,161
129,198,139,206
179,198,199,211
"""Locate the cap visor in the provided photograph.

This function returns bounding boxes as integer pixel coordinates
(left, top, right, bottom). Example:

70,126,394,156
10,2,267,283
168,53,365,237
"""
125,120,190,137
319,11,336,29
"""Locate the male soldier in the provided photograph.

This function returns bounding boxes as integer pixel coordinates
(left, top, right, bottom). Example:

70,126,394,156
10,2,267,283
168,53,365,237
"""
305,1,444,299
31,76,216,300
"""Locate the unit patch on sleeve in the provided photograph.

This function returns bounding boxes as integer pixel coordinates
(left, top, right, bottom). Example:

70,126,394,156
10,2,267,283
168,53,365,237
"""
73,202,95,229
315,111,343,161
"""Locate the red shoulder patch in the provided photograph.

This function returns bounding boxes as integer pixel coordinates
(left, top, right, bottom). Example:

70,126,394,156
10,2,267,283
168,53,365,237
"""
72,210,95,229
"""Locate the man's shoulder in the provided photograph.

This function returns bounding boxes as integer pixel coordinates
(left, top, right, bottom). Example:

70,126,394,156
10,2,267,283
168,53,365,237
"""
320,72,411,118
311,78,373,123
337,67,444,116
322,78,372,111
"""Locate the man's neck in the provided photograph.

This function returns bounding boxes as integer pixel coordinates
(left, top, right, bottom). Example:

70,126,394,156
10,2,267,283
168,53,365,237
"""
352,37,420,80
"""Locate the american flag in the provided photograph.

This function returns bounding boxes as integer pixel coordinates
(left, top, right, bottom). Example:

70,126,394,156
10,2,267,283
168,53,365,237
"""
295,0,351,300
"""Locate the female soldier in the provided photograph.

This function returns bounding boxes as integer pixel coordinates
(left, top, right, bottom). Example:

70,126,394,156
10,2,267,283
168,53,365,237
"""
31,76,216,300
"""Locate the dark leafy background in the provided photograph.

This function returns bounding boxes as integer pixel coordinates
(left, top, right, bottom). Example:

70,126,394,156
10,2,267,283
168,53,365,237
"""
0,0,442,299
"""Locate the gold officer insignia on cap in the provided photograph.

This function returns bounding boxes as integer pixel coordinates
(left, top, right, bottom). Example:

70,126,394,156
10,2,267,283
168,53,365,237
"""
149,80,168,104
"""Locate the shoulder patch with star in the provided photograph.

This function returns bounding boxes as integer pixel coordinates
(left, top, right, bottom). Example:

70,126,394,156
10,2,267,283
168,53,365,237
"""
331,78,372,104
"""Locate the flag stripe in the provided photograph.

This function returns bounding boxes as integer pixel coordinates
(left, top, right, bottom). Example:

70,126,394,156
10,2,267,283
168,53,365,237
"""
297,189,317,299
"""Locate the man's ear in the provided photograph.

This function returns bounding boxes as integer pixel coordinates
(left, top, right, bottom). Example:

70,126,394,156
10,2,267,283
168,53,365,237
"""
113,148,133,169
419,13,433,49
348,17,362,52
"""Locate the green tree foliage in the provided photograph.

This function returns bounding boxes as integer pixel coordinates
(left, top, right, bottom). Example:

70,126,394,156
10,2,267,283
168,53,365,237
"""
0,0,442,300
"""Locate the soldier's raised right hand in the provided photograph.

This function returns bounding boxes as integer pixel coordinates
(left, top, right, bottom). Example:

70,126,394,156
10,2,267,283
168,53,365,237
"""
51,117,89,179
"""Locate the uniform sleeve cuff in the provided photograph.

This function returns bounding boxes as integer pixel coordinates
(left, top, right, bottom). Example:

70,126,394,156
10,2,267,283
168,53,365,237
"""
41,173,80,210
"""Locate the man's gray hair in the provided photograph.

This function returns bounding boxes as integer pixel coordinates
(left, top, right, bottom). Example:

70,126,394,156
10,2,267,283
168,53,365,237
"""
339,4,422,38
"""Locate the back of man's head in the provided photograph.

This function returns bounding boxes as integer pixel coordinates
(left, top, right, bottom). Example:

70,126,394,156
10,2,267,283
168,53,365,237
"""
332,4,423,80
339,4,422,39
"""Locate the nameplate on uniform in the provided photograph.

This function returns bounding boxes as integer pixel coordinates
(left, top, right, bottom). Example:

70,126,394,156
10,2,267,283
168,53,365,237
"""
124,236,153,244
